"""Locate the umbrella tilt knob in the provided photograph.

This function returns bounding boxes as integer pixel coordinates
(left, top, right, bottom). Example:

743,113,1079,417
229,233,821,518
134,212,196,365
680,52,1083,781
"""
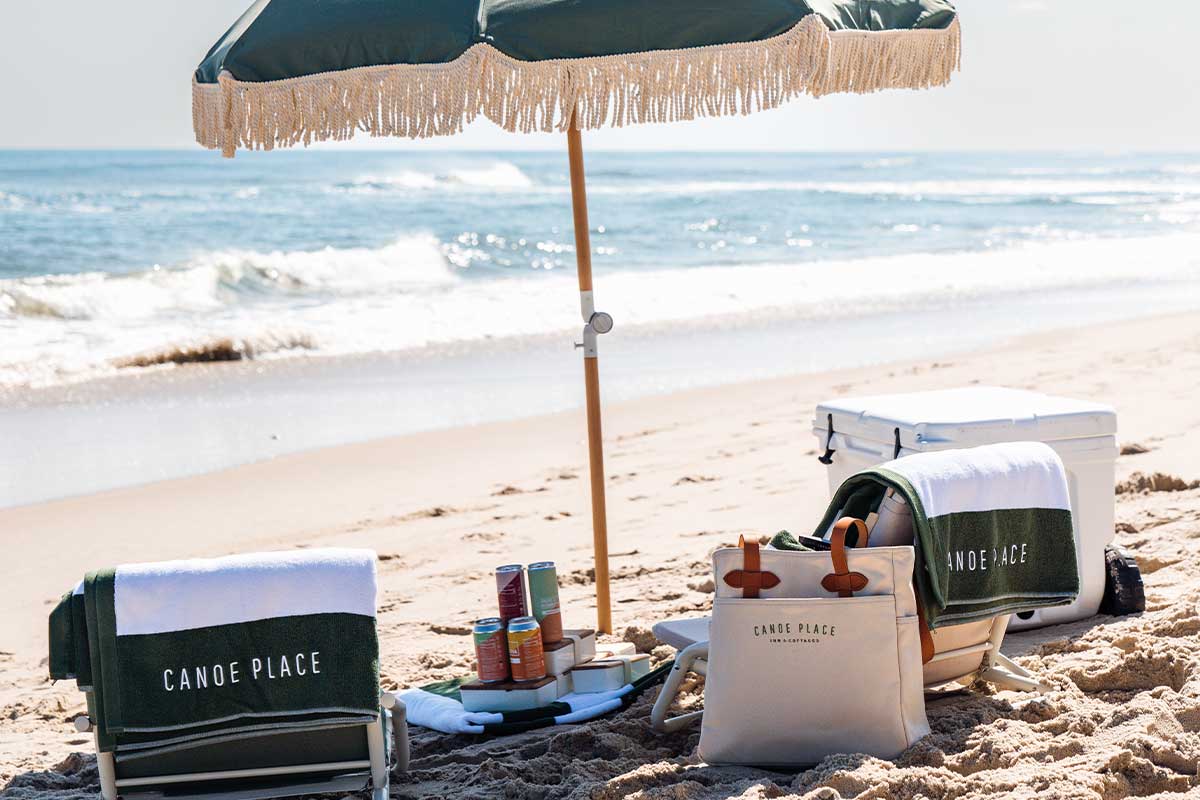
589,311,614,335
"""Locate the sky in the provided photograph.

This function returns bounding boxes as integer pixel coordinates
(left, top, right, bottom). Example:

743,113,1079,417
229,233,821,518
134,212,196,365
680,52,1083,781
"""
1,0,1197,152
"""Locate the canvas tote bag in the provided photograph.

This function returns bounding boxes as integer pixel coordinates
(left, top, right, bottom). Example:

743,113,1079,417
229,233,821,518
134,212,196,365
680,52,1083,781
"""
698,519,929,766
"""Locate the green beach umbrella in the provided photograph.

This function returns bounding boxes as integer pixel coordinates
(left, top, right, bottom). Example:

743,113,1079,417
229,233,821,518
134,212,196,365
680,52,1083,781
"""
194,0,961,634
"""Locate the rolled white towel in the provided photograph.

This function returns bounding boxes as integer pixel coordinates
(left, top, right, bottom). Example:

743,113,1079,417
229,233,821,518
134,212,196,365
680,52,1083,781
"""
397,688,503,735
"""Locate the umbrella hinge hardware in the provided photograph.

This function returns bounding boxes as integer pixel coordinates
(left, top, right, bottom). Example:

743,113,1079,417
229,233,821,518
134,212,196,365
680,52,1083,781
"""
575,291,612,358
574,314,613,359
579,292,613,329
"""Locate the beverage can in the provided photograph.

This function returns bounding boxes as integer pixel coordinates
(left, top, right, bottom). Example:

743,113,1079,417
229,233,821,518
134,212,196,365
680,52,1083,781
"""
527,561,563,643
506,616,546,681
495,564,528,623
473,617,509,683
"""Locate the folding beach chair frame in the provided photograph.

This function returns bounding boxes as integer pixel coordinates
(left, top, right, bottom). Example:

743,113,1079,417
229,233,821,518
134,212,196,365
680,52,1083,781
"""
78,692,409,800
649,613,1047,734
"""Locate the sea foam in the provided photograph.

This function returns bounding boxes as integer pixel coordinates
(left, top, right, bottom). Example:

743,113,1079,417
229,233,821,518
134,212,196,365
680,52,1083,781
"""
2,233,1198,391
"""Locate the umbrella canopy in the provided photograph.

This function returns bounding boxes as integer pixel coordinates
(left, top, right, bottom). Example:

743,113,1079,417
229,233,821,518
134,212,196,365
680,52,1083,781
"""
194,0,959,157
192,0,959,634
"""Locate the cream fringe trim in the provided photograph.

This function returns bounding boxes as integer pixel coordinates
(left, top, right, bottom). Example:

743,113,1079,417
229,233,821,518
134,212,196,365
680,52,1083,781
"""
194,15,960,157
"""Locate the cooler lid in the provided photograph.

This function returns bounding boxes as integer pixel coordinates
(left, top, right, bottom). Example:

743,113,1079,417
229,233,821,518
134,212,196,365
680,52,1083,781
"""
814,386,1116,449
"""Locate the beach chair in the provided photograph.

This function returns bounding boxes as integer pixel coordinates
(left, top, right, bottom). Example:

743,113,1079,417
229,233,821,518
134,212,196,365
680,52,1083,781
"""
49,548,409,800
74,693,408,800
652,442,1078,734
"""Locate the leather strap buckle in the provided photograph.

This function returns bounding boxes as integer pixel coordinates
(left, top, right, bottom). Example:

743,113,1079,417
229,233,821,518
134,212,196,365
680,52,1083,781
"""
820,516,934,663
724,535,780,598
821,517,870,598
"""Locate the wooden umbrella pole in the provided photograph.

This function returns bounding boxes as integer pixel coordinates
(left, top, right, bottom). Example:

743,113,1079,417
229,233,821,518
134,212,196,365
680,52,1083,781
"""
566,120,613,634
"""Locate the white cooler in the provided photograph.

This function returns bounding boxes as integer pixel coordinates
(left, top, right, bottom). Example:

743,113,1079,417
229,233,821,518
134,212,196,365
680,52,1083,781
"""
812,386,1117,631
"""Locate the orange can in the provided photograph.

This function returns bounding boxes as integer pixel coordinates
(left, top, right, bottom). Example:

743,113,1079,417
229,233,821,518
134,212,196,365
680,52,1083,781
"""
473,618,509,683
506,616,546,682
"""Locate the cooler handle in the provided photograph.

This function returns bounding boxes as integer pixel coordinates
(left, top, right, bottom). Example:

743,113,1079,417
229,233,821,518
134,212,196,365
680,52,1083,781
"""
817,414,836,464
818,421,904,463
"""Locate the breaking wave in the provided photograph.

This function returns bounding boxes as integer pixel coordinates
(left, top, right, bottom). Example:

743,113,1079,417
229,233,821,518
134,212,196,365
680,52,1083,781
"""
112,332,318,368
334,162,535,194
0,235,456,323
3,233,1199,391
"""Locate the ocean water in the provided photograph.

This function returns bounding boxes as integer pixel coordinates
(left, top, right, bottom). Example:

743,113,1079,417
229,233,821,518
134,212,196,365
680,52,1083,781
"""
3,150,1200,392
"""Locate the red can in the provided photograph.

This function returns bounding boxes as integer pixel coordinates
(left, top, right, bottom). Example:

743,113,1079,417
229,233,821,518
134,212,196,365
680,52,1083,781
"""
495,564,528,622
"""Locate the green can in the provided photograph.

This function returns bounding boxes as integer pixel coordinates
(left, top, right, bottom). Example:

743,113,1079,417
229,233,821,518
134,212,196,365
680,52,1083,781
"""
527,562,563,643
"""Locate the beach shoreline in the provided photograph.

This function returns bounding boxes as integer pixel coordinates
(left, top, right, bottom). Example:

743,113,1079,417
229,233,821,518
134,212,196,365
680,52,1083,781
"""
5,280,1198,509
3,310,1200,797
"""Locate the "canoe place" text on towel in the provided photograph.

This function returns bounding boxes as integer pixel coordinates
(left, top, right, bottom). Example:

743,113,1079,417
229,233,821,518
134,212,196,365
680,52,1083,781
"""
162,652,321,692
946,544,1028,574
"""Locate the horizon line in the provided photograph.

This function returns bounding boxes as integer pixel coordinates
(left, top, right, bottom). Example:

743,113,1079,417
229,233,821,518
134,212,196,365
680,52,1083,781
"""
2,146,1199,156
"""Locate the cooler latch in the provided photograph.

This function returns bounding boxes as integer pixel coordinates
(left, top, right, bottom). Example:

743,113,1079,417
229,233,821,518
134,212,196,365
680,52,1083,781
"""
818,414,836,465
893,428,902,459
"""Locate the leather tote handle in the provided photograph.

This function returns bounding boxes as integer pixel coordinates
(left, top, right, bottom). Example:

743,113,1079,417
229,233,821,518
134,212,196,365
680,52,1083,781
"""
826,516,932,662
821,518,870,597
741,535,762,599
847,516,870,548
723,535,780,598
916,601,936,664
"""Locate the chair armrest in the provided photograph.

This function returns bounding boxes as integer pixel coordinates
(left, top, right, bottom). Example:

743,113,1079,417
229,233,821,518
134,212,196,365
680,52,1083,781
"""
650,642,708,734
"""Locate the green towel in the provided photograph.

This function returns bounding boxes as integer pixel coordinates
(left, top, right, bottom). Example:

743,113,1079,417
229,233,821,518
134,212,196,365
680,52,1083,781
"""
48,549,381,753
49,586,90,684
775,442,1080,628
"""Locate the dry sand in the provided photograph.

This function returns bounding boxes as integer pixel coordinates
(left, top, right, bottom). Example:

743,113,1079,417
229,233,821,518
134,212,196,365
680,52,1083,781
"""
2,312,1200,799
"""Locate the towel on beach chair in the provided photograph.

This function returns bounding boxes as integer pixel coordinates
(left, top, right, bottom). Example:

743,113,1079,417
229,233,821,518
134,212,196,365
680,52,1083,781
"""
400,663,672,736
49,582,91,686
49,548,380,752
778,442,1079,628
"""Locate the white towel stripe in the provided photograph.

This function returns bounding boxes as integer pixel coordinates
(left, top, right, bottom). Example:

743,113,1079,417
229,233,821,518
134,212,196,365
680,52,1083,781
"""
114,548,377,636
883,441,1071,520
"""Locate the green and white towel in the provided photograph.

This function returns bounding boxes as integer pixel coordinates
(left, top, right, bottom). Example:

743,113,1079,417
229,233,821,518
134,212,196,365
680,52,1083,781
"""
48,582,90,687
49,548,380,753
777,442,1079,628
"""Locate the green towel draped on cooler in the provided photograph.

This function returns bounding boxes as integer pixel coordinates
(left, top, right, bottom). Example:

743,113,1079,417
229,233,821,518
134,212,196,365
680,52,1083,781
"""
48,549,380,753
774,442,1080,628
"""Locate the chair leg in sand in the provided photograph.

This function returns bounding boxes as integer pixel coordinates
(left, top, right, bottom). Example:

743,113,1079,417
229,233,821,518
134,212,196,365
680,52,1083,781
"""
650,641,708,734
79,692,408,800
93,731,117,800
974,616,1050,693
383,689,411,775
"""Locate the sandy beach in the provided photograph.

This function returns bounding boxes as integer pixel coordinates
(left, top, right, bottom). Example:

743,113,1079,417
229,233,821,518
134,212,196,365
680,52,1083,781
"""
2,310,1199,799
